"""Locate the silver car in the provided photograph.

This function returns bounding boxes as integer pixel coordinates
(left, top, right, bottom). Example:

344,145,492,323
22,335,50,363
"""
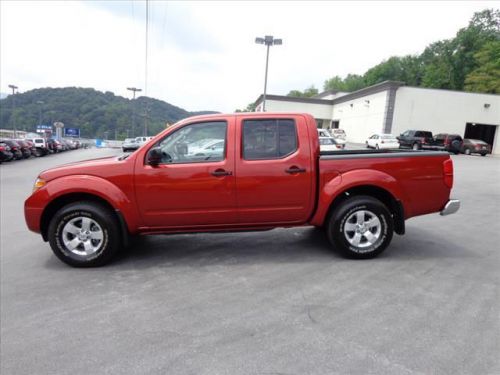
122,138,139,152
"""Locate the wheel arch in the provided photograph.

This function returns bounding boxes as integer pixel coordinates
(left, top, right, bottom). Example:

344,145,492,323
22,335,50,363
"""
40,193,129,242
324,185,405,235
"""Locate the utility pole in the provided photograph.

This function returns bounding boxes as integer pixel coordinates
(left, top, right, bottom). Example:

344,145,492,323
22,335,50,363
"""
127,87,142,137
255,36,282,112
143,103,149,136
37,100,44,131
8,84,18,137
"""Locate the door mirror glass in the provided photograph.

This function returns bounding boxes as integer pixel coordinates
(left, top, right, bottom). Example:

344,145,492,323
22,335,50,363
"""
147,147,163,166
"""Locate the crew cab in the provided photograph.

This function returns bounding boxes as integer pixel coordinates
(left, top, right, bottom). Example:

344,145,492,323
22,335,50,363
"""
25,113,460,267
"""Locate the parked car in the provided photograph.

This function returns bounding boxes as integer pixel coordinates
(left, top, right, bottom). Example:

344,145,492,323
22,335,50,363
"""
25,112,459,267
0,141,14,162
122,138,139,152
46,138,58,153
461,139,491,156
331,128,346,140
319,137,344,151
2,140,23,160
15,140,33,158
26,137,49,156
397,130,433,150
366,134,400,149
135,136,152,146
317,129,332,138
187,138,225,158
398,130,462,153
433,133,463,154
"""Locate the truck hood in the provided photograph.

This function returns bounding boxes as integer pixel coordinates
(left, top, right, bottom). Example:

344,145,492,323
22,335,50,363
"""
39,155,127,181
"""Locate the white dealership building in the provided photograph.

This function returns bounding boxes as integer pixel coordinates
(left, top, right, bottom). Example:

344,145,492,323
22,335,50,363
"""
254,81,500,155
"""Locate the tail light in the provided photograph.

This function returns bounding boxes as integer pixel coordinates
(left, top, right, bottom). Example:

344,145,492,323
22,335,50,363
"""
0,146,4,152
443,158,454,189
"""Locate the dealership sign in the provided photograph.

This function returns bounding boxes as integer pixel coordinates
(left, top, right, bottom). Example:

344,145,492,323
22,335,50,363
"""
64,128,80,137
36,124,53,134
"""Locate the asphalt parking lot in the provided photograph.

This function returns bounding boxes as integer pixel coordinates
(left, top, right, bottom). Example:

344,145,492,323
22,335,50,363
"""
1,148,499,375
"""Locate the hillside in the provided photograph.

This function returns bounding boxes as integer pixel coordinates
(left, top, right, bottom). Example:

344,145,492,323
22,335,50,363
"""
0,87,217,139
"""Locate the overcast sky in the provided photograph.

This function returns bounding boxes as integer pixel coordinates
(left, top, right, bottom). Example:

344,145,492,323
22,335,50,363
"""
0,1,497,112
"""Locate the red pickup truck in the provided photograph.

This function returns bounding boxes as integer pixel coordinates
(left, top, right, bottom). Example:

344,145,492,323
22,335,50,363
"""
25,113,460,267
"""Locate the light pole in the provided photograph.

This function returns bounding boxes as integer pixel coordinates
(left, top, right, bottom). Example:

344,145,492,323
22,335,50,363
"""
127,87,142,137
255,35,282,112
8,84,18,137
37,100,44,130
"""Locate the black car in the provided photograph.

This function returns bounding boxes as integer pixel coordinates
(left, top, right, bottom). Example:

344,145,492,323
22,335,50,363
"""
46,138,57,153
0,141,14,162
2,140,23,160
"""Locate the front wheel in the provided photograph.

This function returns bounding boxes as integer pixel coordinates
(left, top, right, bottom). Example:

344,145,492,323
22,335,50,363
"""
48,202,121,267
326,196,394,259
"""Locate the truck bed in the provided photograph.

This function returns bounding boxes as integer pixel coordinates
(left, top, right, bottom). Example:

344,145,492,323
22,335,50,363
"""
320,149,448,158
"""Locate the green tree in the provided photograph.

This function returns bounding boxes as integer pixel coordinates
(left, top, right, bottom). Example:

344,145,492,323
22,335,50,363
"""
286,85,319,98
464,40,500,93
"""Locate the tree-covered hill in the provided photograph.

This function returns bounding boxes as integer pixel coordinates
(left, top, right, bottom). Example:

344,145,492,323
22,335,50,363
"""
0,87,217,139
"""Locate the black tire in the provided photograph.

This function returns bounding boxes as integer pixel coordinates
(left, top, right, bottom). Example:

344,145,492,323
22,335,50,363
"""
464,148,471,155
480,153,487,157
48,201,121,267
326,195,394,259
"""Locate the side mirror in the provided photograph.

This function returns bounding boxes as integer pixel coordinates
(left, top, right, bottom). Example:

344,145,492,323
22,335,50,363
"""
147,147,162,166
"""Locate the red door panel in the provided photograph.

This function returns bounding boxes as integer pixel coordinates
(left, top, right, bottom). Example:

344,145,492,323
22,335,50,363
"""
134,118,237,228
234,115,314,224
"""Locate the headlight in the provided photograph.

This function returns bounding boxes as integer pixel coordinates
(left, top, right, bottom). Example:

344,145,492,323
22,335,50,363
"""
33,178,46,192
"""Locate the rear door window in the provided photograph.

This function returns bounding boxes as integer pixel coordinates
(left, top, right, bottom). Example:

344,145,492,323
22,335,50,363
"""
243,119,297,160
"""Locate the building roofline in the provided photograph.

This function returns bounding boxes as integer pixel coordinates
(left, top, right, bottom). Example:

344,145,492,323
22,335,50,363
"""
331,81,406,104
402,85,500,97
314,89,344,98
254,94,334,106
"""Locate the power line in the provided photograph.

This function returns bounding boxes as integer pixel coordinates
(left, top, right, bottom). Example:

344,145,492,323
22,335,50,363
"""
144,0,149,136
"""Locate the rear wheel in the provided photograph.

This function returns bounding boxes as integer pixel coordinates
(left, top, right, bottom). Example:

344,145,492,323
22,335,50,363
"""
480,153,487,157
326,196,394,259
48,201,121,267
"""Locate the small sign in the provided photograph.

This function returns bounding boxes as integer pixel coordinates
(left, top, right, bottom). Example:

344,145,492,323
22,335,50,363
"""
64,128,80,137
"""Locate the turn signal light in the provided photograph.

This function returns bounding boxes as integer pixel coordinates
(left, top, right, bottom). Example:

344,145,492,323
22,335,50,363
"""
33,178,46,192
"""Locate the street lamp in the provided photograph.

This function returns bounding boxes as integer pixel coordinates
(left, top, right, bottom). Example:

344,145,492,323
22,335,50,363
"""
8,84,18,137
255,35,282,112
127,87,142,137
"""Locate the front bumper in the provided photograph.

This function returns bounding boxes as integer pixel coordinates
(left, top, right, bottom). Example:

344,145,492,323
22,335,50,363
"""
440,199,460,216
